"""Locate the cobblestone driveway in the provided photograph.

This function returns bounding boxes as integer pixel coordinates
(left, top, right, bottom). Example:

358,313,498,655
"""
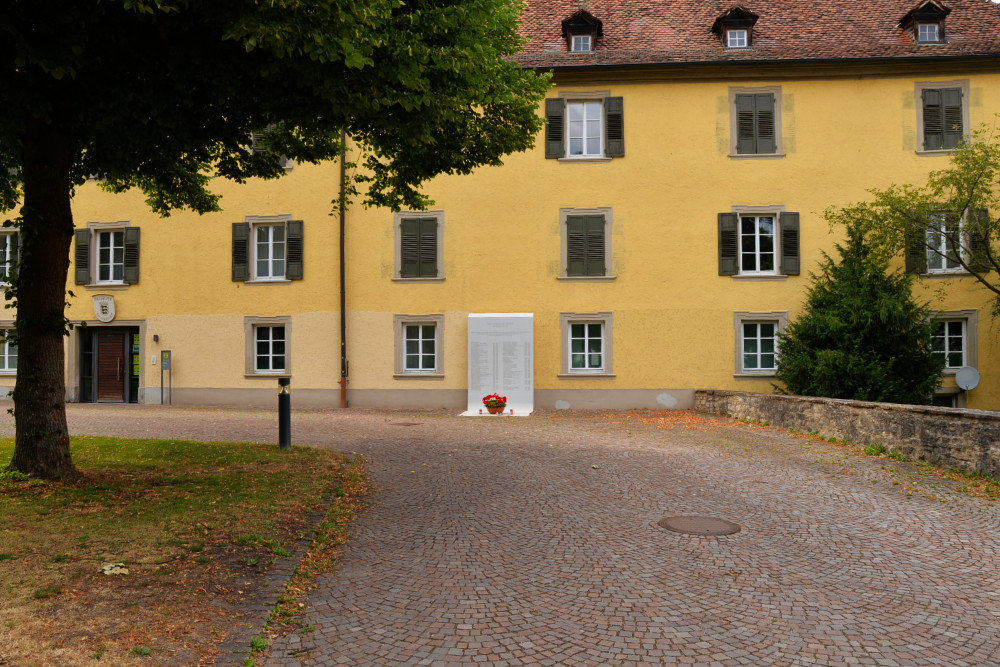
38,405,1000,666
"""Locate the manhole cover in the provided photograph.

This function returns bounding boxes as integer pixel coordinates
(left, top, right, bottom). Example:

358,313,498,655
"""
390,422,423,427
658,516,741,536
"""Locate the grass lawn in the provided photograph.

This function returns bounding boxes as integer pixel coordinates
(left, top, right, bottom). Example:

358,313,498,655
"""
0,435,358,666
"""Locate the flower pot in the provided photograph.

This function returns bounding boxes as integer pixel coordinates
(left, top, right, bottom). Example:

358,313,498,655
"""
486,405,505,415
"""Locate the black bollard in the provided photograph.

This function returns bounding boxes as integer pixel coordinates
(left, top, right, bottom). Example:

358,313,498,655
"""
278,377,291,450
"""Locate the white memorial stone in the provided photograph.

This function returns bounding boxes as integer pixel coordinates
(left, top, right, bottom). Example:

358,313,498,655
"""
464,313,533,416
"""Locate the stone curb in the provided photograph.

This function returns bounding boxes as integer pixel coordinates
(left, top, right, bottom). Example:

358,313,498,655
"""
215,481,341,665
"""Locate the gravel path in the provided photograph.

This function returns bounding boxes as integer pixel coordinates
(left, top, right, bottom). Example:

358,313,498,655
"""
13,404,1000,666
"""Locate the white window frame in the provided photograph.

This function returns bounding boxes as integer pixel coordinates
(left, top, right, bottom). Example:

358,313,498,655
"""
570,34,592,52
566,100,603,159
0,329,16,374
559,312,614,378
739,214,778,276
916,23,940,43
734,311,788,377
252,222,286,281
730,205,790,279
0,232,17,283
244,316,291,377
930,310,977,375
925,212,967,274
95,229,125,284
727,29,748,48
393,314,444,378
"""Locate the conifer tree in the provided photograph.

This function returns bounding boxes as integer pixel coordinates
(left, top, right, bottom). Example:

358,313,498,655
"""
774,223,943,404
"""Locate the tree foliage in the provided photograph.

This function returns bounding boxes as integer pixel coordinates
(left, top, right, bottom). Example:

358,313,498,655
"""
0,0,550,477
835,121,1000,317
774,224,943,404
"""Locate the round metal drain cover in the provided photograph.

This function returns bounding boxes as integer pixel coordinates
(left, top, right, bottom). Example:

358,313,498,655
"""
658,516,741,536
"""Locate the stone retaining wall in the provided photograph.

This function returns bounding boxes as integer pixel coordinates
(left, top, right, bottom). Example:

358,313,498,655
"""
695,389,1000,479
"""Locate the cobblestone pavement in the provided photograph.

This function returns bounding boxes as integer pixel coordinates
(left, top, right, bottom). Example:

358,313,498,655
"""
22,404,1000,666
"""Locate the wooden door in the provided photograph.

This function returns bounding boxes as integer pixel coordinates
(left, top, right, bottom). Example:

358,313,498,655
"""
96,332,125,402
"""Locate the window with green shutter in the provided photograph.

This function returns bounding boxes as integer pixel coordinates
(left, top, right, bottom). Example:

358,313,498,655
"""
400,217,439,278
545,96,624,159
566,215,606,277
922,87,963,151
735,93,776,155
719,209,799,276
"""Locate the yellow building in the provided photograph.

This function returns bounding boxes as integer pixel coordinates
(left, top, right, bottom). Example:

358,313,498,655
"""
7,0,1000,410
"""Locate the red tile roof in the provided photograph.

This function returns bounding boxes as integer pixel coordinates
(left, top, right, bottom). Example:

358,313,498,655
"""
515,0,1000,67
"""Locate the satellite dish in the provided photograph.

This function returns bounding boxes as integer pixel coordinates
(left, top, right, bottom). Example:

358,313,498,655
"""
955,366,980,391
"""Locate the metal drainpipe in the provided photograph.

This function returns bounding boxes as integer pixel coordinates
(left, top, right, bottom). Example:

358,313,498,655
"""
339,130,349,408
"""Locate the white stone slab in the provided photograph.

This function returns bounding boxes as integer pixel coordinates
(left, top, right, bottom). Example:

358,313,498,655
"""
465,313,533,416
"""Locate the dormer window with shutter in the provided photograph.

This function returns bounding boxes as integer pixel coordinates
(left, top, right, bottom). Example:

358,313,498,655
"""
713,7,759,50
562,10,602,53
900,1,949,44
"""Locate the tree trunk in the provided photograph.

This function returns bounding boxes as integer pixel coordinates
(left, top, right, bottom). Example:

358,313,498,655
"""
7,118,77,479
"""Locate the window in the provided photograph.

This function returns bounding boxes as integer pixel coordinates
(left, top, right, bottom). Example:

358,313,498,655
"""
906,208,989,275
545,94,624,160
718,208,800,277
570,35,592,52
932,320,965,369
244,316,291,376
561,9,602,53
254,224,285,280
250,125,293,170
232,216,303,282
559,312,614,377
559,207,613,280
729,87,782,156
713,7,758,49
930,310,977,374
393,314,444,377
74,222,140,286
393,211,444,281
901,2,949,45
0,232,18,282
0,330,16,374
915,80,968,153
917,23,940,43
734,312,788,376
96,230,124,283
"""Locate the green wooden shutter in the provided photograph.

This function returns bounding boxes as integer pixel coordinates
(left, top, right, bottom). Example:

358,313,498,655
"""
904,227,927,274
400,218,419,278
604,97,624,158
922,89,944,151
545,98,565,159
755,93,776,154
232,222,249,281
779,213,800,275
942,87,963,150
286,220,304,280
584,215,605,275
718,213,739,275
566,217,587,276
123,227,140,284
969,208,991,273
419,217,437,277
74,229,91,285
735,94,757,154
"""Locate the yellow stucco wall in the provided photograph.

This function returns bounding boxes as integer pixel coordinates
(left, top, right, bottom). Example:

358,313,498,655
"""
26,67,1000,409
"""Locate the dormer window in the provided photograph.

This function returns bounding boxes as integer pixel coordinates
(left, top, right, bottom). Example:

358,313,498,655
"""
727,29,748,48
562,10,603,53
571,34,593,52
713,7,759,50
900,1,949,44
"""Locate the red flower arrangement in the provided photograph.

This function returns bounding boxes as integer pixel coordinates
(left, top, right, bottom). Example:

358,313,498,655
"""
482,393,507,408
